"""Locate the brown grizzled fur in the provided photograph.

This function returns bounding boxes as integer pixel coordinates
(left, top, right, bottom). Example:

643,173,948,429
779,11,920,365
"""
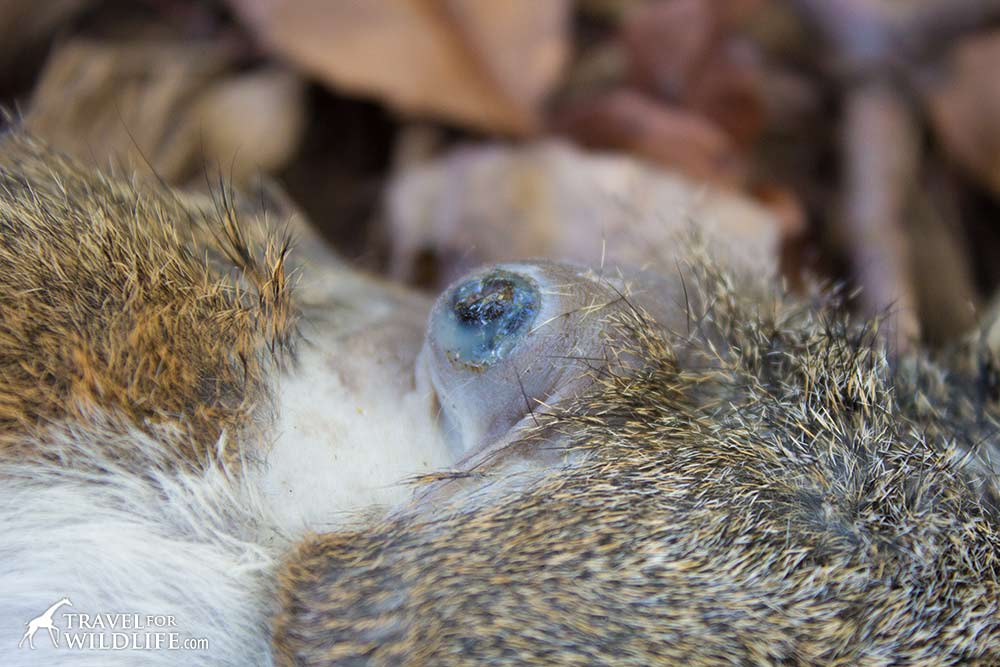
0,133,296,466
274,262,1000,664
2,130,998,665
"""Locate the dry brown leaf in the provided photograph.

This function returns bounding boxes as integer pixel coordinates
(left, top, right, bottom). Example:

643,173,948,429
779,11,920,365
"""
622,0,766,147
925,31,1000,194
194,67,308,178
226,0,570,135
556,88,744,186
26,39,305,185
622,0,717,102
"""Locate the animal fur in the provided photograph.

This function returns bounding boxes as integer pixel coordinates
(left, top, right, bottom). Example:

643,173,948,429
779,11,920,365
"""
0,133,295,666
274,266,1000,664
0,133,296,465
0,132,998,666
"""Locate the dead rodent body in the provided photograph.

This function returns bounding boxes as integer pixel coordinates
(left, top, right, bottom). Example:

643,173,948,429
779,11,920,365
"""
0,132,998,666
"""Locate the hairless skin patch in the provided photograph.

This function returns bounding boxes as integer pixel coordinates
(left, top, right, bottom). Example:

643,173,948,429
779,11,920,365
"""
435,270,540,371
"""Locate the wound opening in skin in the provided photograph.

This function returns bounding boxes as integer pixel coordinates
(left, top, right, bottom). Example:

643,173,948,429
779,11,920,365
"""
437,269,540,370
423,262,621,458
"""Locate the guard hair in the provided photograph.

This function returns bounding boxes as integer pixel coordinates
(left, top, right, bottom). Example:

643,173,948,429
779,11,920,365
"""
275,251,1000,666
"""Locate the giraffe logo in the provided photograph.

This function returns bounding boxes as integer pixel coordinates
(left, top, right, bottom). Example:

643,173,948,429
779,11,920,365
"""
18,597,73,649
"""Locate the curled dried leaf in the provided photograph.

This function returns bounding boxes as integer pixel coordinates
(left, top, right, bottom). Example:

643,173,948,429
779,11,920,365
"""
226,0,570,135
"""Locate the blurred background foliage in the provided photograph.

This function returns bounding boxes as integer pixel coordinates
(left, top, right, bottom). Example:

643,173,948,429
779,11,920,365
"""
4,0,1000,348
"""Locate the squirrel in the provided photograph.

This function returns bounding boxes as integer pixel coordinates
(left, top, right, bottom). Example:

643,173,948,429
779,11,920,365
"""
0,131,998,666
